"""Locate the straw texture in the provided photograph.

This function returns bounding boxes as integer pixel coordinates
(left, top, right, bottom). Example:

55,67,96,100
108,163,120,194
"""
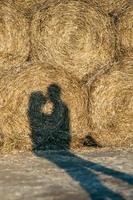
94,0,131,15
0,62,89,152
11,0,47,17
31,0,116,80
88,57,133,147
117,5,133,57
0,1,30,72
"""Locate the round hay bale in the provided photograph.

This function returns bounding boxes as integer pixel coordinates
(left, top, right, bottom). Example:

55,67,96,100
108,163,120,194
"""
0,1,30,71
117,6,133,57
31,0,116,80
93,0,131,15
88,57,133,147
0,63,89,152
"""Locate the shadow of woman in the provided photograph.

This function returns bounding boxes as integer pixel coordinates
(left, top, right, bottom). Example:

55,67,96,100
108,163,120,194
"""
27,84,133,200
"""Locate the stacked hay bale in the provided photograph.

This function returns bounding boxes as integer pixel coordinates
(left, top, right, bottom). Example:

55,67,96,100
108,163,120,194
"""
87,57,133,147
0,1,30,76
117,5,133,57
30,0,116,80
0,0,132,152
84,1,133,147
0,63,89,152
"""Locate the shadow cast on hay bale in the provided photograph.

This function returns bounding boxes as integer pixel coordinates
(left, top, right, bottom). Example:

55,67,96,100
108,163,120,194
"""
0,63,90,151
29,84,133,199
28,84,71,150
28,83,98,150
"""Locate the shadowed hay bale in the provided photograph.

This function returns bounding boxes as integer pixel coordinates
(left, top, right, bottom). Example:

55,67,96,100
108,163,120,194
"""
93,0,131,15
31,0,116,80
117,6,133,57
87,57,133,147
0,1,30,71
0,63,89,152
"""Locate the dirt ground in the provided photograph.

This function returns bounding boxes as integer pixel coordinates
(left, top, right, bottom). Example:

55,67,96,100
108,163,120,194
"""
0,148,133,200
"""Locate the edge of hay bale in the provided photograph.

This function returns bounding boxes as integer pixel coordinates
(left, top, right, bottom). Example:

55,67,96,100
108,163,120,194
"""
87,56,133,147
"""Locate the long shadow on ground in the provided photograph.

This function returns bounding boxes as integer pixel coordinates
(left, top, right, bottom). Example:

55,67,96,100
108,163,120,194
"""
34,150,133,200
28,84,133,200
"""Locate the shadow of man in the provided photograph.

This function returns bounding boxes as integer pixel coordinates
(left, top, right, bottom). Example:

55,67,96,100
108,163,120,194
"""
28,84,132,200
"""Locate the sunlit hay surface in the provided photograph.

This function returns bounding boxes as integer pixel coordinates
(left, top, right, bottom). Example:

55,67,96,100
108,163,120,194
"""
93,0,131,15
0,1,30,71
88,57,133,147
117,5,133,57
11,0,47,18
30,0,116,80
0,63,89,152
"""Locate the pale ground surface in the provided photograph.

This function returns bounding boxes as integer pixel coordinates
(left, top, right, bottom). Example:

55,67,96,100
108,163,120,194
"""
0,148,133,200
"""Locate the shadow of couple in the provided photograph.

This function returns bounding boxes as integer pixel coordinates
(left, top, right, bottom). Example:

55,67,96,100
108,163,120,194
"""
27,84,133,200
28,84,70,150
